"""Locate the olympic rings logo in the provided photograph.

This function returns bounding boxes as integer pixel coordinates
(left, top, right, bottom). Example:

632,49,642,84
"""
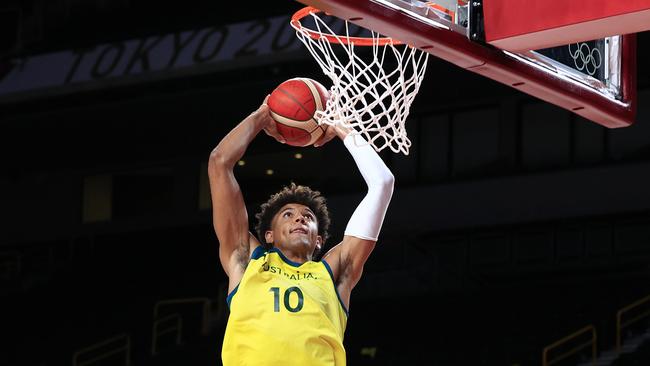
568,42,602,76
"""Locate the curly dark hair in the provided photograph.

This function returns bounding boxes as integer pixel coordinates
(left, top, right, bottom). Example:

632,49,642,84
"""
255,182,331,256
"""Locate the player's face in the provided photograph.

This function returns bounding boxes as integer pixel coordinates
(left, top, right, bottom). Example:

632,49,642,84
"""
268,203,321,254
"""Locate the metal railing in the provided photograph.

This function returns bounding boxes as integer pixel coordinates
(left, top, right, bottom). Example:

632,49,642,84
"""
616,293,650,352
72,333,130,366
151,313,182,355
152,297,211,335
542,325,596,366
0,251,21,280
151,297,212,356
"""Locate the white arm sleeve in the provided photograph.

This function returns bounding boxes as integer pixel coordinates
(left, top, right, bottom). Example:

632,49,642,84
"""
343,134,395,241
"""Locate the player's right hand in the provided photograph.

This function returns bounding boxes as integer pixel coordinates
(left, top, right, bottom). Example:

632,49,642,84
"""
258,95,286,144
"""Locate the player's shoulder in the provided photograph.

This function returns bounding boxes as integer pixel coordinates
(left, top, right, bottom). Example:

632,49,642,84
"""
320,240,345,279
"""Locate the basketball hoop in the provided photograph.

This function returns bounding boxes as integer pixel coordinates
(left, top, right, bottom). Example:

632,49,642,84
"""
291,6,429,155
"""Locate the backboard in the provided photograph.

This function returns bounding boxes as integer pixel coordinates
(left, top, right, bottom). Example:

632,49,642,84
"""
294,0,640,128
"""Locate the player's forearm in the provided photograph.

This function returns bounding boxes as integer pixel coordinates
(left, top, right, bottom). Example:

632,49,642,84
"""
210,107,268,168
346,137,393,188
344,134,395,241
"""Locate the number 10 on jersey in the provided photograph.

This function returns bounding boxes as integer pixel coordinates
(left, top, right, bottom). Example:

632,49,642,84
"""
269,286,304,313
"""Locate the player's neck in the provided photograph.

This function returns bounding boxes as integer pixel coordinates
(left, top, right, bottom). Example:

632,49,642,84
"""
273,244,312,264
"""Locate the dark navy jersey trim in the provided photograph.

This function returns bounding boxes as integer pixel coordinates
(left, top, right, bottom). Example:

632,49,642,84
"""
322,259,349,317
270,247,304,267
251,245,309,267
226,246,264,308
251,245,266,260
226,284,239,308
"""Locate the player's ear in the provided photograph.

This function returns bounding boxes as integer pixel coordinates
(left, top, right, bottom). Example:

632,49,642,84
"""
265,230,274,244
315,235,323,252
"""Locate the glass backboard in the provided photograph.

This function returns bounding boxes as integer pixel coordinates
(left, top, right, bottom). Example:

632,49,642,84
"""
294,0,637,128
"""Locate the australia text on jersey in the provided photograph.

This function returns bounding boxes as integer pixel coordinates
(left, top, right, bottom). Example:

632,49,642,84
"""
264,266,319,281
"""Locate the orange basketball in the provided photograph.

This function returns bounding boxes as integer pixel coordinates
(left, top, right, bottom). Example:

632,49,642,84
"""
267,77,330,147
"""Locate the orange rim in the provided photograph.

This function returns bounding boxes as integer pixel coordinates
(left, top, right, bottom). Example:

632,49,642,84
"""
291,6,402,46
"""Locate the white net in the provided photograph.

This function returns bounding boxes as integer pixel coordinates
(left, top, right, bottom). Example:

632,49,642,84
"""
291,8,429,155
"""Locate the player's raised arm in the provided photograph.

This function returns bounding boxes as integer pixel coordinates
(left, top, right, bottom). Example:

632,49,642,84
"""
322,126,395,305
208,97,283,278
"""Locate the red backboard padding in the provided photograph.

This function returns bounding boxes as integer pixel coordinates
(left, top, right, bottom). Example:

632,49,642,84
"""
483,0,650,51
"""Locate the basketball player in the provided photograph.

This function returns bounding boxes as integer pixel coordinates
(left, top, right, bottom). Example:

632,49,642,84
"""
208,95,394,365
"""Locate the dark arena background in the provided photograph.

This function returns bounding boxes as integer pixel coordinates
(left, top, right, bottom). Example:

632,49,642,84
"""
2,1,650,365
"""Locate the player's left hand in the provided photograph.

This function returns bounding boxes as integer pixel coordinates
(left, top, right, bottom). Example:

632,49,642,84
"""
313,123,351,147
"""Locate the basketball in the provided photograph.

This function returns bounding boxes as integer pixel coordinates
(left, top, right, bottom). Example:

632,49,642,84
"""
267,77,330,147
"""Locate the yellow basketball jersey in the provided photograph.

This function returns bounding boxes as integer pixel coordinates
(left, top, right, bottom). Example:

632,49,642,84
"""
221,246,348,366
